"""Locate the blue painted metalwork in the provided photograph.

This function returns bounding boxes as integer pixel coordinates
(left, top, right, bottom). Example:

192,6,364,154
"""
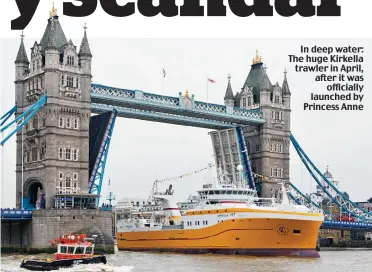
290,133,372,221
0,209,33,220
322,220,372,230
288,182,330,215
91,83,264,127
88,110,117,206
99,206,113,211
92,103,237,130
1,95,47,146
235,126,255,190
1,105,17,126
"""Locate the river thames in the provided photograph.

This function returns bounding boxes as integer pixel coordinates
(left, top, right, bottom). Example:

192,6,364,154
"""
1,249,371,271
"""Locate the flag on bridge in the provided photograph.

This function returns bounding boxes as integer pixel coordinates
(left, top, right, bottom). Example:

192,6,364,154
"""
108,178,110,186
163,69,166,78
208,77,216,84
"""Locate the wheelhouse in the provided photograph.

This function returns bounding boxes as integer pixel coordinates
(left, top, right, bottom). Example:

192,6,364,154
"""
53,234,97,260
57,244,94,255
197,184,257,201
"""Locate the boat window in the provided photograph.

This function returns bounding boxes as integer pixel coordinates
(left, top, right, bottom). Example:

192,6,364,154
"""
60,246,67,253
67,246,74,254
238,191,243,195
214,191,220,195
243,191,248,195
221,190,226,195
233,191,238,195
209,191,214,195
85,247,93,254
75,247,84,254
227,191,232,195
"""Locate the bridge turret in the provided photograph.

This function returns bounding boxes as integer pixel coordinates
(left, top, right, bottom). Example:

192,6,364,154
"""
15,32,29,81
15,33,29,109
237,52,291,199
78,24,93,104
78,24,92,76
282,69,291,109
44,18,60,71
14,3,92,209
259,70,271,107
224,74,235,107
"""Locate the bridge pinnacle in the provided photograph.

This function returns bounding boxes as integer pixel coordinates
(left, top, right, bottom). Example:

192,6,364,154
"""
282,68,290,93
49,1,57,18
15,31,29,64
224,74,234,101
252,49,262,65
79,23,92,58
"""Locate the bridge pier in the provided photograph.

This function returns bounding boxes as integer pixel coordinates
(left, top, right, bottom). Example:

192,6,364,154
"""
1,209,114,254
1,220,32,253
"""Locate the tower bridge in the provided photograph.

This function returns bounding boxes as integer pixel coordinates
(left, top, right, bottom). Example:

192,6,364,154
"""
7,11,290,211
1,7,371,253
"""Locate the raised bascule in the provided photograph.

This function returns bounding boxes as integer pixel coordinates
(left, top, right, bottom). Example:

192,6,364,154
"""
1,7,371,252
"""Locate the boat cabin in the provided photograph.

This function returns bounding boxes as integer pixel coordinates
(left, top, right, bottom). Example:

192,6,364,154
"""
53,234,96,260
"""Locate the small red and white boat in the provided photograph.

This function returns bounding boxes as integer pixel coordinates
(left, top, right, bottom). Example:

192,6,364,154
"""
20,234,107,271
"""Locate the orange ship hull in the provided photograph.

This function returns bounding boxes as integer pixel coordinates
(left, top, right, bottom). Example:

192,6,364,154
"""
117,217,322,258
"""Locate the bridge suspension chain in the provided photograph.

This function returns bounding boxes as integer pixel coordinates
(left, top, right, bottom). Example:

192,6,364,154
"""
290,133,372,222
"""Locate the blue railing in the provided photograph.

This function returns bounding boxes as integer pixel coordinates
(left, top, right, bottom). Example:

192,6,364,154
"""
91,83,264,124
322,220,372,230
0,208,33,220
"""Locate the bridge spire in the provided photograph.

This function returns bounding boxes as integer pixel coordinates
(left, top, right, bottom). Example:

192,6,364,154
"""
79,23,92,58
15,31,29,64
45,17,58,50
224,74,234,106
282,68,290,93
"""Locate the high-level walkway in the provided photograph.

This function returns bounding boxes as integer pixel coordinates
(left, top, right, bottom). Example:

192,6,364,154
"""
91,84,264,129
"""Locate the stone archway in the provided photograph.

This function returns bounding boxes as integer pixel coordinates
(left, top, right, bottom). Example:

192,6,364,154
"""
23,178,45,209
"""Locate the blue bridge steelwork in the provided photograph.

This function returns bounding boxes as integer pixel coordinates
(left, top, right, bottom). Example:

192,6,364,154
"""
321,221,372,231
0,209,33,221
90,84,264,129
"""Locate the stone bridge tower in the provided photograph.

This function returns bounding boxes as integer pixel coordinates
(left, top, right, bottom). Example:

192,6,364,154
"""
224,51,291,197
15,6,92,209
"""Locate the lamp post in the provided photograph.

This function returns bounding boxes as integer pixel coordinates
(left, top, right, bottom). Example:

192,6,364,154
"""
21,117,24,209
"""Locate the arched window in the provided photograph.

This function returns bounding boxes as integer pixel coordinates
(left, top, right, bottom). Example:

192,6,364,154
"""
65,148,71,160
247,96,252,106
32,115,38,130
247,141,251,154
242,98,247,108
58,148,63,160
67,76,73,87
66,118,71,128
58,116,64,128
65,176,71,188
73,118,79,129
72,149,78,161
67,56,74,66
275,95,280,103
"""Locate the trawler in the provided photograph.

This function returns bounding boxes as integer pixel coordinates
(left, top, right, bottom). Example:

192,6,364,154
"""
116,165,324,257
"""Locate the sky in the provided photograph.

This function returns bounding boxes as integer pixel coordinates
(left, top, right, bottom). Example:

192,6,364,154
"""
1,4,372,207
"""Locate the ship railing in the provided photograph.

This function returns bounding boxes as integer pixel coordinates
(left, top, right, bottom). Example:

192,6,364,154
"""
253,198,278,208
